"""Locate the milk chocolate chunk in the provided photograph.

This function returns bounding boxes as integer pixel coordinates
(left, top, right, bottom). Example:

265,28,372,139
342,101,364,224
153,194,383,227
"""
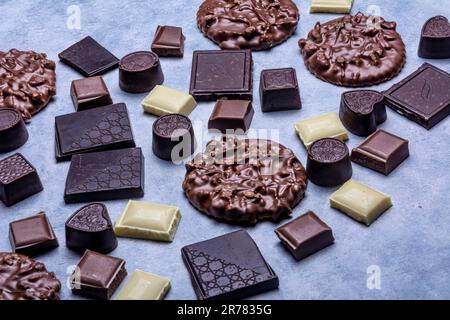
151,26,185,57
66,203,118,254
299,12,406,87
182,230,279,300
419,16,450,59
153,114,195,161
190,50,253,101
65,148,144,204
183,138,308,225
0,253,61,300
275,211,335,261
119,51,164,93
71,76,113,112
0,49,56,122
197,0,299,51
340,90,386,137
0,153,43,207
71,250,127,300
0,108,28,153
260,68,301,113
384,63,450,129
307,138,352,187
351,130,409,176
208,100,255,133
55,103,135,162
59,36,119,77
310,0,353,13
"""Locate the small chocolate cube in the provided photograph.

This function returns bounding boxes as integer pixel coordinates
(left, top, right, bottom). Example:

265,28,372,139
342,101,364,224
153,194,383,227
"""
71,76,113,111
151,25,185,57
208,100,255,134
260,68,301,113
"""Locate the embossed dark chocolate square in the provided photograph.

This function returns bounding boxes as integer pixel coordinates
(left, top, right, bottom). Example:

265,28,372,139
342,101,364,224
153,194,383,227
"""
59,36,119,77
260,68,301,113
71,76,113,112
189,50,253,101
151,25,185,57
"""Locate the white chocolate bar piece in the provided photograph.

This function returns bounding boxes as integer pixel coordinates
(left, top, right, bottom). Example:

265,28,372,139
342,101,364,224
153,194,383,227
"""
310,0,354,13
116,270,171,300
141,85,197,116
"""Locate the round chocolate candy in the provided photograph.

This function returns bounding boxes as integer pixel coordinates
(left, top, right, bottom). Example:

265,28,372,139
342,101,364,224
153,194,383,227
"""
307,138,352,187
153,114,195,161
0,108,29,153
119,51,164,93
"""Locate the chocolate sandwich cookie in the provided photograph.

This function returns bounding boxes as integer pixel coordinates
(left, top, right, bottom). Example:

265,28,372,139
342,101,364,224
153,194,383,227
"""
299,12,406,87
197,0,299,51
0,253,61,300
183,138,308,225
0,108,28,153
0,49,56,122
419,16,450,59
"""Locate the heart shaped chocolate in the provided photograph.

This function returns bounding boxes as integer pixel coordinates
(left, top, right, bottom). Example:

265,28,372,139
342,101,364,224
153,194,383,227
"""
419,16,450,59
340,90,386,137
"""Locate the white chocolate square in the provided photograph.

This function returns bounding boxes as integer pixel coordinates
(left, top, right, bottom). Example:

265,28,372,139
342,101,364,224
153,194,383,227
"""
114,201,181,242
294,112,349,148
330,180,393,226
310,0,353,13
115,270,171,300
141,85,197,116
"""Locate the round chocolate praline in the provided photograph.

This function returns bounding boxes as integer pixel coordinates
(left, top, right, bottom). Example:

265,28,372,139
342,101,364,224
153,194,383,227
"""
119,51,164,93
0,108,29,153
307,138,353,187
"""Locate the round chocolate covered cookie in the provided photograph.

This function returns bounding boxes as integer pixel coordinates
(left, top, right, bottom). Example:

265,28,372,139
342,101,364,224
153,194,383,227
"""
197,0,299,51
183,138,308,225
299,12,406,87
0,253,61,300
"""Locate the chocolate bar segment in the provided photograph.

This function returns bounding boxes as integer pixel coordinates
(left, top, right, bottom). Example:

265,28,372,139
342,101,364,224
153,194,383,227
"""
0,108,29,153
71,76,113,112
418,16,450,59
208,100,255,133
151,25,185,57
55,103,135,161
64,148,145,204
260,68,301,113
116,270,171,300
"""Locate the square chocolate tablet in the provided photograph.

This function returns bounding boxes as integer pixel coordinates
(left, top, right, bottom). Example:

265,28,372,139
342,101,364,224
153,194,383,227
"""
260,68,301,113
208,100,255,133
352,130,410,176
151,25,185,57
182,230,279,300
190,50,253,101
384,63,450,130
275,211,334,261
55,103,135,162
59,36,119,77
64,148,145,204
116,270,171,300
0,153,43,207
71,250,127,300
9,212,58,256
71,76,113,112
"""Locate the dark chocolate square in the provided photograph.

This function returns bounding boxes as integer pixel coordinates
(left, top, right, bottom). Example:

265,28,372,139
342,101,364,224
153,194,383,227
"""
71,250,127,300
384,63,450,129
0,153,43,207
71,76,113,112
182,230,279,300
190,50,253,101
351,129,410,176
151,25,185,57
9,212,58,256
55,103,135,162
59,36,119,77
260,68,301,112
208,100,255,133
275,211,334,261
64,147,145,204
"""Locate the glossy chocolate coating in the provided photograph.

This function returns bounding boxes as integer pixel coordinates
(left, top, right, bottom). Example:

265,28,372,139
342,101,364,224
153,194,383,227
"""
340,90,386,136
260,68,301,112
0,253,61,300
418,16,450,59
66,203,118,254
182,230,279,300
208,100,255,133
0,108,28,153
299,12,406,87
197,0,299,51
0,49,56,122
119,51,164,93
0,153,43,207
151,26,185,57
307,138,352,187
183,138,308,225
71,76,113,111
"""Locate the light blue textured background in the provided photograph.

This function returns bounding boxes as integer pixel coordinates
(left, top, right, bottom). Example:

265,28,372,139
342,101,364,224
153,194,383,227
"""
0,0,449,300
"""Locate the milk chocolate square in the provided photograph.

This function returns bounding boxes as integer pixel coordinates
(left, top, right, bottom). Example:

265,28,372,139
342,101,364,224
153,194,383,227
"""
151,25,185,57
71,76,113,111
208,100,255,133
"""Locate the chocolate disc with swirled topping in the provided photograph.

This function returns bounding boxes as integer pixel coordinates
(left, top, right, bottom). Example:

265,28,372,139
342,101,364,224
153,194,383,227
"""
299,12,406,87
197,0,300,51
182,138,308,225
